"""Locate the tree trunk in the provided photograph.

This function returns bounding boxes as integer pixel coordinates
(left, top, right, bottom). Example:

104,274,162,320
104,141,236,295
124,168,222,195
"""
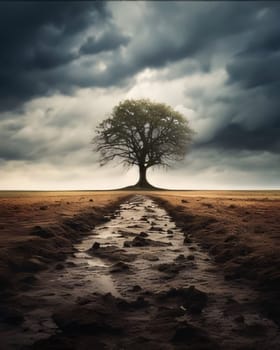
136,165,152,188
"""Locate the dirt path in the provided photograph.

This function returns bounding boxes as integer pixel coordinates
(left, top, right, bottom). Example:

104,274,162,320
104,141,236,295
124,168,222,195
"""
1,195,280,349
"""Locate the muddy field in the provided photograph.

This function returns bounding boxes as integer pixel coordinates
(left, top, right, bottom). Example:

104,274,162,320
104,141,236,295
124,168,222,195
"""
0,190,279,349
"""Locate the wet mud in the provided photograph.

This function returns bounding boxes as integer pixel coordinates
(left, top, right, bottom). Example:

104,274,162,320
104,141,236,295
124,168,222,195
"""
1,195,279,349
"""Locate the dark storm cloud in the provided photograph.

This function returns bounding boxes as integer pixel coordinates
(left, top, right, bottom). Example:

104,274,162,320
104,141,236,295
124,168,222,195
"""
200,121,280,153
0,1,263,112
1,1,280,168
0,1,108,110
180,2,280,155
80,29,130,55
227,7,280,91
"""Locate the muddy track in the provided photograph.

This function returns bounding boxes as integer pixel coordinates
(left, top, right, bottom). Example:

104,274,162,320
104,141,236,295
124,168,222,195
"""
1,195,279,349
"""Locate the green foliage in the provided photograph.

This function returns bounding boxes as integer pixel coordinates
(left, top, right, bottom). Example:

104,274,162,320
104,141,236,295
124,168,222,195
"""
93,99,194,171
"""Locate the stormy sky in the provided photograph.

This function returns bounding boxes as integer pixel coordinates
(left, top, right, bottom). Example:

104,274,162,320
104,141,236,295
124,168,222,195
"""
0,1,279,190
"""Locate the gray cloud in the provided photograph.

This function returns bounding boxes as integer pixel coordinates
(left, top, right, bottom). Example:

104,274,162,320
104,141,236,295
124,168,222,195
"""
0,2,108,110
0,1,279,189
80,27,130,55
0,2,263,110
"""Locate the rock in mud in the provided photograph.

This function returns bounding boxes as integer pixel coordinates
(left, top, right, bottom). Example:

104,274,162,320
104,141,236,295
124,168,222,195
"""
124,236,149,247
89,242,100,250
158,286,208,314
150,226,164,232
142,253,159,261
184,235,192,244
175,254,185,261
87,244,136,262
187,254,195,261
182,286,208,313
156,306,185,318
139,231,149,237
127,224,142,229
157,262,184,275
124,236,171,248
110,261,130,273
130,285,142,292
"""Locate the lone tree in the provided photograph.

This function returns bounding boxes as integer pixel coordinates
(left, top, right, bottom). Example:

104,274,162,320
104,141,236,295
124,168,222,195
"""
93,99,194,188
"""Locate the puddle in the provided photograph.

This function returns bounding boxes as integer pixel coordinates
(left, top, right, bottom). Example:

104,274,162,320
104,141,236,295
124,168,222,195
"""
2,195,280,349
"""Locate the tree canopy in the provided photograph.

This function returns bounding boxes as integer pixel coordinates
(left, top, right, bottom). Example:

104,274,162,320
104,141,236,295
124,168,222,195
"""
93,99,194,188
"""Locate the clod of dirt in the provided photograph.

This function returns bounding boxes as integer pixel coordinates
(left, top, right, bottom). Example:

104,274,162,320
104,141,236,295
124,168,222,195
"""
110,261,130,273
142,253,160,261
30,225,54,238
118,296,149,310
202,202,214,208
87,244,136,262
174,254,186,261
139,232,149,237
189,246,197,251
156,305,185,318
224,234,238,243
124,236,172,248
127,224,142,229
130,285,142,292
158,286,208,314
55,263,65,270
184,236,192,244
39,205,48,210
157,262,185,275
181,199,188,203
171,321,218,348
0,306,24,325
89,242,100,250
150,226,164,232
53,303,122,334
